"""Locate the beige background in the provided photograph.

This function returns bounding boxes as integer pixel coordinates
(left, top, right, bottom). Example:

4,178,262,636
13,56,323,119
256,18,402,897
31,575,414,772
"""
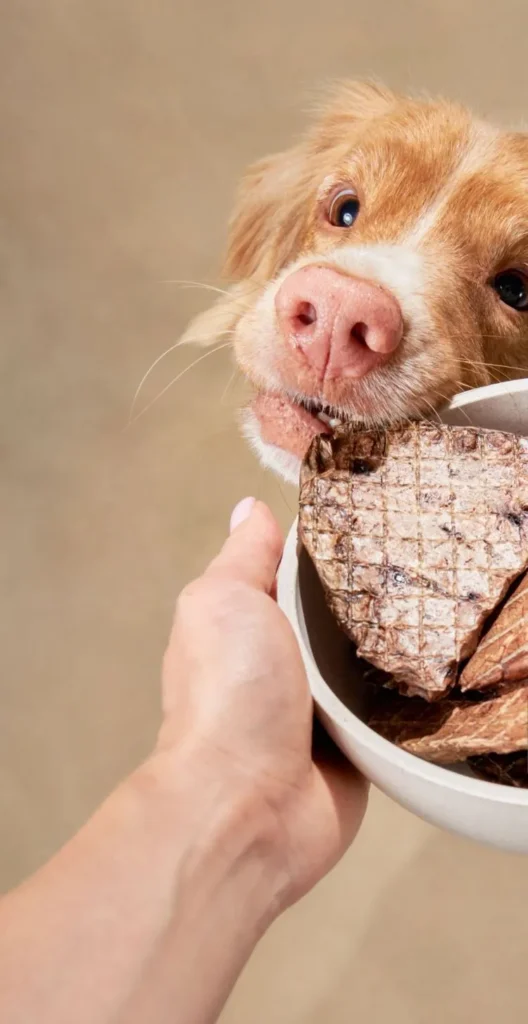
1,2,527,1021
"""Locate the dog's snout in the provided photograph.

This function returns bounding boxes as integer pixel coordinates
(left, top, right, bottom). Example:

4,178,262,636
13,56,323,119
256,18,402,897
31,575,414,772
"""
275,266,403,380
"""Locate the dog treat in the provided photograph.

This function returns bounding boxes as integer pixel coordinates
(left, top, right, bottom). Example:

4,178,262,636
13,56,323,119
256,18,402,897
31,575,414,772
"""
467,750,528,787
368,684,528,764
461,572,528,692
299,422,528,700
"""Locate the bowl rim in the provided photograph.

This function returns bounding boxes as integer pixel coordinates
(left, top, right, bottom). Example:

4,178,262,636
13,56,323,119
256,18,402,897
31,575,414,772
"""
447,376,528,409
279,525,528,808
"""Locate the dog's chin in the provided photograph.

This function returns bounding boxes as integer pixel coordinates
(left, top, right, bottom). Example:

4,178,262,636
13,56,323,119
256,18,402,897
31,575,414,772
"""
239,358,464,483
241,408,304,484
241,391,347,485
239,383,445,485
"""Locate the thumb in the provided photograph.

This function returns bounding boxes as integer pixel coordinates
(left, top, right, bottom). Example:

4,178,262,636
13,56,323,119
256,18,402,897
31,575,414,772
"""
205,499,283,592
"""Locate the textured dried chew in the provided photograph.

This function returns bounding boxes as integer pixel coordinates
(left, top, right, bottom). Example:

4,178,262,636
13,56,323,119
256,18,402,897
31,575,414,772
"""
467,750,528,787
368,685,528,763
461,572,528,692
299,423,528,700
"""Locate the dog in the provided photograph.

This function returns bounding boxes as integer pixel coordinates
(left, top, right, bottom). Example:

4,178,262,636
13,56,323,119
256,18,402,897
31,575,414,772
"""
182,81,528,483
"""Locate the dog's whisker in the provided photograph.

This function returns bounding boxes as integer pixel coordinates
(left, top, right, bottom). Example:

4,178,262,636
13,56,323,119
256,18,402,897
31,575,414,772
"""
160,279,255,310
129,330,237,421
127,342,233,428
457,365,504,384
433,389,457,405
465,367,504,386
161,279,232,298
459,358,528,373
220,366,242,406
130,338,191,421
443,332,515,341
432,388,474,424
276,476,295,515
418,396,444,424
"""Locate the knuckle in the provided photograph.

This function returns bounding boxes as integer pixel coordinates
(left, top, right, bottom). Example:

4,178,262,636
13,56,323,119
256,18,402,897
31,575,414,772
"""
178,578,204,604
178,575,252,631
175,581,209,624
177,575,238,617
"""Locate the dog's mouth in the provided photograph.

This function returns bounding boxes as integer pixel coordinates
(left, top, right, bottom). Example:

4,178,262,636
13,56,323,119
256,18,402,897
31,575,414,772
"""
250,390,346,458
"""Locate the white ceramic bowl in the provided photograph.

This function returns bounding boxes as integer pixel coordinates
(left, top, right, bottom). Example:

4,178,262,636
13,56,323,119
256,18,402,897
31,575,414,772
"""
277,380,528,854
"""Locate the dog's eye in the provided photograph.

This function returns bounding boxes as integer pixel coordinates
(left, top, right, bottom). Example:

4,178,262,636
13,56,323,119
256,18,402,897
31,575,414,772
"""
328,189,360,228
492,270,528,311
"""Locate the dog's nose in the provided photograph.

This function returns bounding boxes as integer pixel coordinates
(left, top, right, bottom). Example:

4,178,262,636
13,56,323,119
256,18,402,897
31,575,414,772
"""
275,265,403,380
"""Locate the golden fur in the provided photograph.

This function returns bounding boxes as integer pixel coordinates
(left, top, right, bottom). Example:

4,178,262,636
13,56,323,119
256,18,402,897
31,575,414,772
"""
182,82,528,477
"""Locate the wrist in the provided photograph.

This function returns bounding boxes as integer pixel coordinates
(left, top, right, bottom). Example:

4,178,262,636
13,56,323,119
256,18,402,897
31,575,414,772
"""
131,746,290,932
110,750,289,1023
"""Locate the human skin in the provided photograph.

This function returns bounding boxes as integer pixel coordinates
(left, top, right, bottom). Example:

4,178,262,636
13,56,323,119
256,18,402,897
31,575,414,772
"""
0,499,367,1024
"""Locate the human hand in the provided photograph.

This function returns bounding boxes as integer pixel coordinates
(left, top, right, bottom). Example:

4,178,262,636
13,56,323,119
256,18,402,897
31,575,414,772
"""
0,499,366,1024
156,498,368,913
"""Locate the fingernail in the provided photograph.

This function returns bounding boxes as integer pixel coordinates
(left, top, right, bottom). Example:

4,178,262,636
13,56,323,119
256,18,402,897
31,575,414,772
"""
230,497,256,533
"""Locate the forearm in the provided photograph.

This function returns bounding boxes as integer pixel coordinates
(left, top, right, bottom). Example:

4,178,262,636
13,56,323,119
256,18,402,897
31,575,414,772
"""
119,753,284,1024
0,752,281,1024
0,500,363,1023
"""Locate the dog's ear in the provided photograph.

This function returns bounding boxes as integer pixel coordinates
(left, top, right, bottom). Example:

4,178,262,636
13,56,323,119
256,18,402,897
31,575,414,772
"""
223,146,308,282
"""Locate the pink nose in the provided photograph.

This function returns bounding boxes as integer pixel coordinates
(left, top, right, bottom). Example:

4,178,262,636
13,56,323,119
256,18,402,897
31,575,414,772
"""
275,265,403,380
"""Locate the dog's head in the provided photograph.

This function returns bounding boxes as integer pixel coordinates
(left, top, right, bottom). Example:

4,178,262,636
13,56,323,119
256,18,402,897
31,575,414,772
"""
185,82,528,482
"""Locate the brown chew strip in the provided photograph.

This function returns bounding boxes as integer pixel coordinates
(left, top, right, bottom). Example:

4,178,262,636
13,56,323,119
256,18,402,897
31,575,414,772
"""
299,423,528,700
461,572,528,691
368,684,528,763
467,751,528,787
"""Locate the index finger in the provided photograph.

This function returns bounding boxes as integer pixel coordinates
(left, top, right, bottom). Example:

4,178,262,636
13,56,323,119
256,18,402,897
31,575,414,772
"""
205,499,283,592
